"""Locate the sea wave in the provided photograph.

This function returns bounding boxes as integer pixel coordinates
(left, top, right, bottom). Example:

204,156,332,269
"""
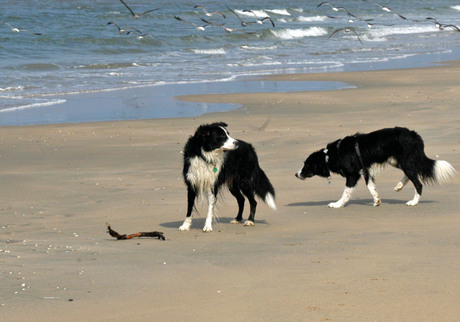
191,48,226,54
270,27,327,39
296,15,328,22
369,25,436,38
0,86,24,92
0,99,66,113
266,9,291,16
451,5,460,11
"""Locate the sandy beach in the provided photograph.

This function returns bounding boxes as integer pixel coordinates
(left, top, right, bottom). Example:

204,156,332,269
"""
1,62,459,321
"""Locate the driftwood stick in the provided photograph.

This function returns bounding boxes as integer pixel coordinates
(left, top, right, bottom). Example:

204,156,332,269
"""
106,223,165,240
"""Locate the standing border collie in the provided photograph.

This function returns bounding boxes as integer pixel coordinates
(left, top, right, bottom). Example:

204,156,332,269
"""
179,122,276,232
295,127,455,207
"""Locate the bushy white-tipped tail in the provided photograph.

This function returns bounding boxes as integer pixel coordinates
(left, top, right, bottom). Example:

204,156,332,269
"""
265,193,277,211
434,160,456,184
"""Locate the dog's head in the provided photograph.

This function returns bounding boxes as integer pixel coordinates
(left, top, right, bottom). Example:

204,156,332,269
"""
193,122,238,152
295,149,331,180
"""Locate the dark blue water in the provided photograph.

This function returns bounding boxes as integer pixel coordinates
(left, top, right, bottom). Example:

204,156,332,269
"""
1,0,460,125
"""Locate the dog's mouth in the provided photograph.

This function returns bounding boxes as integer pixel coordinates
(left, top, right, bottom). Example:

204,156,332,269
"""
295,172,306,180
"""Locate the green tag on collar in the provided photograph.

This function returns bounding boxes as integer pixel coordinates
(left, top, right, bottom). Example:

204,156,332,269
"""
213,167,218,172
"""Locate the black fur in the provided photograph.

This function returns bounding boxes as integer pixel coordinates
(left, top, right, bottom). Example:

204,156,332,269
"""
296,127,454,206
181,122,276,230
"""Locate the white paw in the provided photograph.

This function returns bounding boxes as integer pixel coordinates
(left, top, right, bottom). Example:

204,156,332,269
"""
179,222,191,231
373,198,381,207
243,220,255,226
405,200,418,206
394,183,404,192
202,225,213,232
328,201,343,208
230,219,241,224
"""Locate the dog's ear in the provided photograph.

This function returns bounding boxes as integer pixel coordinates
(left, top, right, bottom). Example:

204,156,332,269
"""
215,122,228,128
195,125,211,138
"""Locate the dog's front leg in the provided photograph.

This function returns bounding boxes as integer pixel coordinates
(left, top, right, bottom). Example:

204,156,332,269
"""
179,188,196,231
328,186,355,208
203,191,217,232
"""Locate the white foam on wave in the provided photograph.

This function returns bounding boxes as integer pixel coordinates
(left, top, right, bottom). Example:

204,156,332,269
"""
297,15,327,22
240,44,278,51
369,25,436,38
270,27,327,39
266,9,291,16
235,9,268,17
0,99,66,113
451,5,460,11
192,48,226,55
0,86,24,92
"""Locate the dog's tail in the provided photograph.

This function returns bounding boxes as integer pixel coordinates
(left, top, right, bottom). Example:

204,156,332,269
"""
255,168,277,211
420,158,456,185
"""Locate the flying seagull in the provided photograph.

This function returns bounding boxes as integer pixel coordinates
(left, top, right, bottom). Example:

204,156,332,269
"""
200,18,255,34
194,5,226,18
328,27,363,44
2,21,41,35
225,4,252,27
107,21,142,35
317,2,365,23
174,16,210,31
119,0,159,19
426,17,460,31
363,0,407,20
242,10,275,27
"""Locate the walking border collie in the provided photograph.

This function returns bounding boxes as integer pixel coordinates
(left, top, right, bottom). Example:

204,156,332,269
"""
179,122,276,232
295,127,455,207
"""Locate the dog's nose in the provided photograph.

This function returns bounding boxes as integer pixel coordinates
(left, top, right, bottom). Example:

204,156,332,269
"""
234,140,239,149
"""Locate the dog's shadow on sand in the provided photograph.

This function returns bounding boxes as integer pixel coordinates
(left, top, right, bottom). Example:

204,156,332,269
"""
160,217,269,229
287,199,433,207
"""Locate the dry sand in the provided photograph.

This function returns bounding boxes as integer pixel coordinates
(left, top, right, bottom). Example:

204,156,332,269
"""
1,62,459,321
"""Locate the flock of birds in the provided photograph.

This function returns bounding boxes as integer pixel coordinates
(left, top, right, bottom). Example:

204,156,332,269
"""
1,0,460,44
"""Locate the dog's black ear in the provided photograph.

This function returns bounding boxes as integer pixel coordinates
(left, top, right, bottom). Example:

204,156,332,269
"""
194,125,211,138
215,122,228,128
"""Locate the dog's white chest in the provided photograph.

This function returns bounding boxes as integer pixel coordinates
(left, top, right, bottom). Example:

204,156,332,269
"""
186,151,224,193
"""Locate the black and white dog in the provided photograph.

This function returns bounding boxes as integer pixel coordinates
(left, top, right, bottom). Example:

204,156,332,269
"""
179,122,276,232
295,127,455,207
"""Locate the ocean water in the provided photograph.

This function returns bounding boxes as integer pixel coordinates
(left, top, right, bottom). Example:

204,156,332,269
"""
1,0,460,125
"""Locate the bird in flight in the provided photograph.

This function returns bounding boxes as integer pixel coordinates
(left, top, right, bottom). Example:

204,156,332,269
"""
107,21,142,35
2,21,42,35
119,0,158,19
242,10,275,27
174,16,210,31
328,27,363,44
194,5,226,18
200,18,255,34
426,17,460,31
362,0,407,20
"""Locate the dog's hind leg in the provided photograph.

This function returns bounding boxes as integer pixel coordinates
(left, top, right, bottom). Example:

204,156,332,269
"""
229,184,245,224
366,178,381,206
179,188,196,231
241,187,257,226
394,175,409,192
203,190,217,232
403,171,423,206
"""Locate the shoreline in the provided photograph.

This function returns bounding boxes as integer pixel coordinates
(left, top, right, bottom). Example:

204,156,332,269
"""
1,62,459,320
1,50,459,127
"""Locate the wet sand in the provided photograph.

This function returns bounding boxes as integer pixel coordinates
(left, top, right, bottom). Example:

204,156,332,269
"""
1,62,459,321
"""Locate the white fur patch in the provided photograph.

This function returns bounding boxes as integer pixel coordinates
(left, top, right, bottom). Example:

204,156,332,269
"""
220,126,238,150
406,190,421,206
186,151,225,197
265,193,277,211
328,187,354,208
179,217,192,231
434,160,456,184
